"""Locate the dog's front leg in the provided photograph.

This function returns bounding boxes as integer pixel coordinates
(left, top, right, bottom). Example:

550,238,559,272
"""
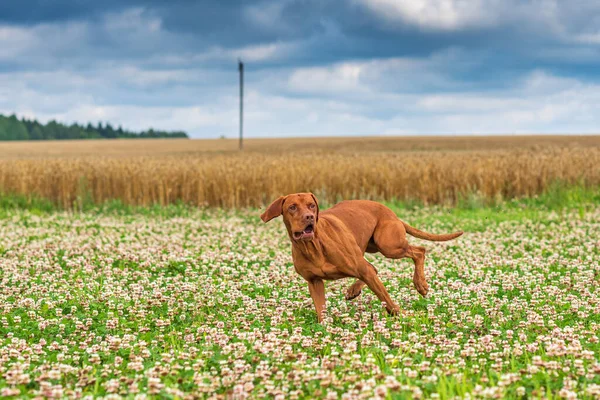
307,279,326,323
357,260,400,316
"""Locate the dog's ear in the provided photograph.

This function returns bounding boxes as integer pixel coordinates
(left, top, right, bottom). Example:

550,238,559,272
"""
310,193,319,222
260,196,286,223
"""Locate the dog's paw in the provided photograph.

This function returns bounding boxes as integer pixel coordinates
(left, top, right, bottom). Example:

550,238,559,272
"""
413,278,429,297
345,280,366,300
345,287,362,301
386,305,401,316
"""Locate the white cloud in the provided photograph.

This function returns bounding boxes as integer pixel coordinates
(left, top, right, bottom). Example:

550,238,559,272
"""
54,104,237,133
0,26,36,59
244,1,291,33
288,63,366,94
103,7,162,33
0,7,183,65
574,32,600,45
356,0,600,46
287,49,471,95
409,71,600,133
356,0,504,31
115,66,206,87
197,42,294,63
236,43,286,62
0,21,88,62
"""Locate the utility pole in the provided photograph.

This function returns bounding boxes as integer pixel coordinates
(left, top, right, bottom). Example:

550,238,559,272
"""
238,59,244,151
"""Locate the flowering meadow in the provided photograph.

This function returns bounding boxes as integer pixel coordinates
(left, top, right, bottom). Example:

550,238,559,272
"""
0,204,599,399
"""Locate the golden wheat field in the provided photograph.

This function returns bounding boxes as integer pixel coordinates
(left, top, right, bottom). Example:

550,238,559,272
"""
0,135,599,208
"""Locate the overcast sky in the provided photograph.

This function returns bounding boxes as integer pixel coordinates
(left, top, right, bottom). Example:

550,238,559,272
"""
1,0,600,138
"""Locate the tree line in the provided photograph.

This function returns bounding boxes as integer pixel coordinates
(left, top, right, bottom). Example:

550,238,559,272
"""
0,114,188,141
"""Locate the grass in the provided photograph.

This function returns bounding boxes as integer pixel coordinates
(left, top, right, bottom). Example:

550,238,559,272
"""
0,191,598,398
1,181,597,221
385,183,600,233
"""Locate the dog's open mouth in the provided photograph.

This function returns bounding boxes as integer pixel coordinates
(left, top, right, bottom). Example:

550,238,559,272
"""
293,224,314,240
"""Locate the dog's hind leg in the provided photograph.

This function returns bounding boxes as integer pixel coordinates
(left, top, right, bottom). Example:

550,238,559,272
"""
374,221,429,297
406,245,428,297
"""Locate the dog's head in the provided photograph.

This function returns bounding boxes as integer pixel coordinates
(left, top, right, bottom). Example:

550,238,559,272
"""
260,193,319,242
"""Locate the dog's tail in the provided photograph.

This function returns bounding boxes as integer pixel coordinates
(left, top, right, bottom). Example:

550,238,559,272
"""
401,221,463,242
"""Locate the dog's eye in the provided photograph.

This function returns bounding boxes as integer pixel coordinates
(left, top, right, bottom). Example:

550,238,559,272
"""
289,205,297,212
309,204,315,209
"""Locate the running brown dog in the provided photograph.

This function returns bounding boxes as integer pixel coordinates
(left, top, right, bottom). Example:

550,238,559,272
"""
260,193,463,322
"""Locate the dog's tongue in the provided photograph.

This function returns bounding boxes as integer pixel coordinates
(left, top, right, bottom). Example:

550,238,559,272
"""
301,230,314,238
294,228,314,240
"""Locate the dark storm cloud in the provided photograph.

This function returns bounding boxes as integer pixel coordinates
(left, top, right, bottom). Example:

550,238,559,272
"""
2,0,597,72
0,0,124,24
0,1,545,55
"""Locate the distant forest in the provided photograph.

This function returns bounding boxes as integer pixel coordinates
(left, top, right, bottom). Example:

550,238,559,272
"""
0,114,188,141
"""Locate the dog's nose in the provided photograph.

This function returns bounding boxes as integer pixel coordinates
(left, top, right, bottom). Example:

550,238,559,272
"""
303,213,315,222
